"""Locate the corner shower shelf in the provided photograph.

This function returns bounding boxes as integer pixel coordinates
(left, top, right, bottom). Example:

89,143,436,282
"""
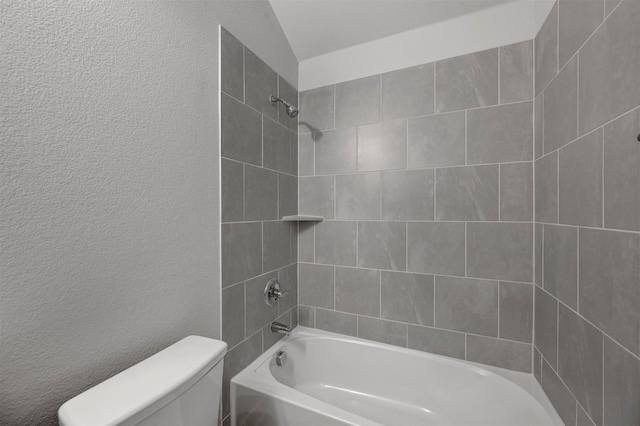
281,215,324,222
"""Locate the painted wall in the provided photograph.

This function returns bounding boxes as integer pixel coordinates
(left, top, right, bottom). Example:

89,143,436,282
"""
296,40,536,373
533,0,640,424
0,2,296,425
299,0,556,90
218,27,299,424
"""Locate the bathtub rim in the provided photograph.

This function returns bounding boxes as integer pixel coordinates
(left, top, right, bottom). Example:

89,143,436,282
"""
231,326,563,426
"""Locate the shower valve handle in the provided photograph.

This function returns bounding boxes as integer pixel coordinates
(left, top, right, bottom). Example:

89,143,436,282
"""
264,278,289,306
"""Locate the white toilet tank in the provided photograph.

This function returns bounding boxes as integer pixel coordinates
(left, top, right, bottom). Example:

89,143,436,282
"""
58,336,227,426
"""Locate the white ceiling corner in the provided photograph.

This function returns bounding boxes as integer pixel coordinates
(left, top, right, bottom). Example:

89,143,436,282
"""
268,0,556,89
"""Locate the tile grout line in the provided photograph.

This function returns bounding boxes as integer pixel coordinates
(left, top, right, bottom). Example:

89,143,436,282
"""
601,130,605,228
539,285,640,363
498,46,501,104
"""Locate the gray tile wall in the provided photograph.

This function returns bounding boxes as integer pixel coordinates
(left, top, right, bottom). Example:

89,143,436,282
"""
533,1,640,425
297,40,536,373
219,28,299,423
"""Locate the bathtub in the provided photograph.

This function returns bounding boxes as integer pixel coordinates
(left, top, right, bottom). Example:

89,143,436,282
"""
231,327,563,426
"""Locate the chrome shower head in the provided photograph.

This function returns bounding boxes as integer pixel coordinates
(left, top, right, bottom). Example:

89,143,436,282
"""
270,95,299,118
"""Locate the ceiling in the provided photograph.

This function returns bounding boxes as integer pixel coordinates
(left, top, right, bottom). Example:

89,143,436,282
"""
269,0,515,60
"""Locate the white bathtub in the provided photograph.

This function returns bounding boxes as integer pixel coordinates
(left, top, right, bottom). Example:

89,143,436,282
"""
231,327,563,426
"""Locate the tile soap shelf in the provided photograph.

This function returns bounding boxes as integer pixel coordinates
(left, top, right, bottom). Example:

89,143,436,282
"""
281,215,324,222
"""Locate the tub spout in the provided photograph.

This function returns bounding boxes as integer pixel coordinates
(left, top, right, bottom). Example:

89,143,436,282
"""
270,321,291,336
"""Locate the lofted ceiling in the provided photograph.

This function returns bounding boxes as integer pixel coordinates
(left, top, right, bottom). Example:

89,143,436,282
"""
269,0,517,61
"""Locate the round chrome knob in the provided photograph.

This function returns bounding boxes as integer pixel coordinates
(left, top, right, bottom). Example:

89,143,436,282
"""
276,351,287,367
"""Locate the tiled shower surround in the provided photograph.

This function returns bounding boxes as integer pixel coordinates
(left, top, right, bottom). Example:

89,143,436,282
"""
533,0,640,425
219,28,299,423
296,40,537,373
220,0,640,424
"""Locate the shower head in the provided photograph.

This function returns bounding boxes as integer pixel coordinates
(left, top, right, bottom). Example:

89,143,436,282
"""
270,95,299,118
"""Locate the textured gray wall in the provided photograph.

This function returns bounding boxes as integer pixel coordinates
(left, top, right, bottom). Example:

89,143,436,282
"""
218,27,299,424
0,2,296,425
533,0,640,425
296,40,536,373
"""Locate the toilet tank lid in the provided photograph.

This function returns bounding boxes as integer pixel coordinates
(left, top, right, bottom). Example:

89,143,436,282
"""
58,335,227,426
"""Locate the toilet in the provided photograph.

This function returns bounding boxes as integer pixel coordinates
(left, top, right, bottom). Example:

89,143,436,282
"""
58,336,227,426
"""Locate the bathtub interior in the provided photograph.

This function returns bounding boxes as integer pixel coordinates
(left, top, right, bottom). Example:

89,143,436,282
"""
232,327,563,426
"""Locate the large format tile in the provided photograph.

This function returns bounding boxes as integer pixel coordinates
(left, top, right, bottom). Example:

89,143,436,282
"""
535,152,558,223
603,336,640,426
263,117,291,174
298,305,314,327
500,162,533,221
407,222,465,276
357,119,407,172
542,358,577,426
578,0,640,134
221,158,243,222
290,130,298,176
298,132,314,176
382,63,434,120
298,263,334,309
222,332,262,417
408,111,466,168
298,222,314,263
358,221,407,271
314,221,357,267
299,86,334,133
535,3,558,95
535,287,558,368
544,56,578,153
535,223,542,287
499,281,533,343
381,169,434,220
467,102,533,164
244,48,277,120
220,27,243,101
604,107,640,231
435,165,498,221
221,93,262,166
434,276,499,337
335,173,380,220
315,308,357,337
535,92,543,159
222,283,245,348
534,349,542,384
357,316,407,347
407,325,466,360
278,264,297,314
314,128,357,175
559,129,603,227
262,221,291,272
544,224,578,309
559,0,603,68
467,223,533,282
381,271,434,326
335,75,380,128
579,228,640,356
558,304,603,424
500,41,534,104
335,267,380,317
436,49,498,112
466,335,531,372
245,271,279,336
222,222,262,287
244,165,278,221
278,173,297,218
299,176,335,219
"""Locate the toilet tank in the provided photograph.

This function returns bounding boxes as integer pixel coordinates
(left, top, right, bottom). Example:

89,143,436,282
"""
58,336,227,426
